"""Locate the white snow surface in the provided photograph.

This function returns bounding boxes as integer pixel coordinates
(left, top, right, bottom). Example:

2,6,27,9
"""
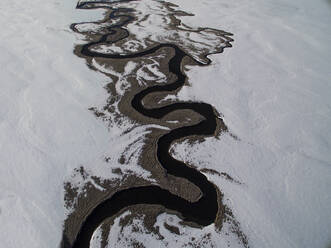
1,0,331,248
166,0,331,247
0,0,154,247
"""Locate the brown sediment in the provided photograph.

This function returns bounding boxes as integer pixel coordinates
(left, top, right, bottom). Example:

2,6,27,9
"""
164,222,180,235
63,170,151,244
63,1,248,247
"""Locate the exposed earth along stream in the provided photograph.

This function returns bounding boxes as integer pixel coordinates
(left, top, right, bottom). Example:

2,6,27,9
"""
61,1,247,247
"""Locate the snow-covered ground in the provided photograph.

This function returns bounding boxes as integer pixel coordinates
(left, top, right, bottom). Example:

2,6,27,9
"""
167,0,331,247
0,0,149,247
0,0,330,247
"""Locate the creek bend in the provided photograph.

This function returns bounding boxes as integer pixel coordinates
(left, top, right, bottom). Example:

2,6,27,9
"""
67,2,232,247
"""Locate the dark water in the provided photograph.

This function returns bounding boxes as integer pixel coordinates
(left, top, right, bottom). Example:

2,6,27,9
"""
67,2,231,247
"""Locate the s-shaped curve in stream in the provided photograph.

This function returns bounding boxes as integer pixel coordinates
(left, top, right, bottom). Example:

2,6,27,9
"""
63,1,242,247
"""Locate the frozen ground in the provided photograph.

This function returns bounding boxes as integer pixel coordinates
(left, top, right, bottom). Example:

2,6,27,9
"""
0,0,330,247
166,0,331,247
0,0,149,247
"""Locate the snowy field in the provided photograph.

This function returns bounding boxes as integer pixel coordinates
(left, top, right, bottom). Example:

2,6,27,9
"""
0,0,330,247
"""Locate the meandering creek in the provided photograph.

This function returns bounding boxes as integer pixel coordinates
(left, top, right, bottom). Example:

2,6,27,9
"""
67,1,233,247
